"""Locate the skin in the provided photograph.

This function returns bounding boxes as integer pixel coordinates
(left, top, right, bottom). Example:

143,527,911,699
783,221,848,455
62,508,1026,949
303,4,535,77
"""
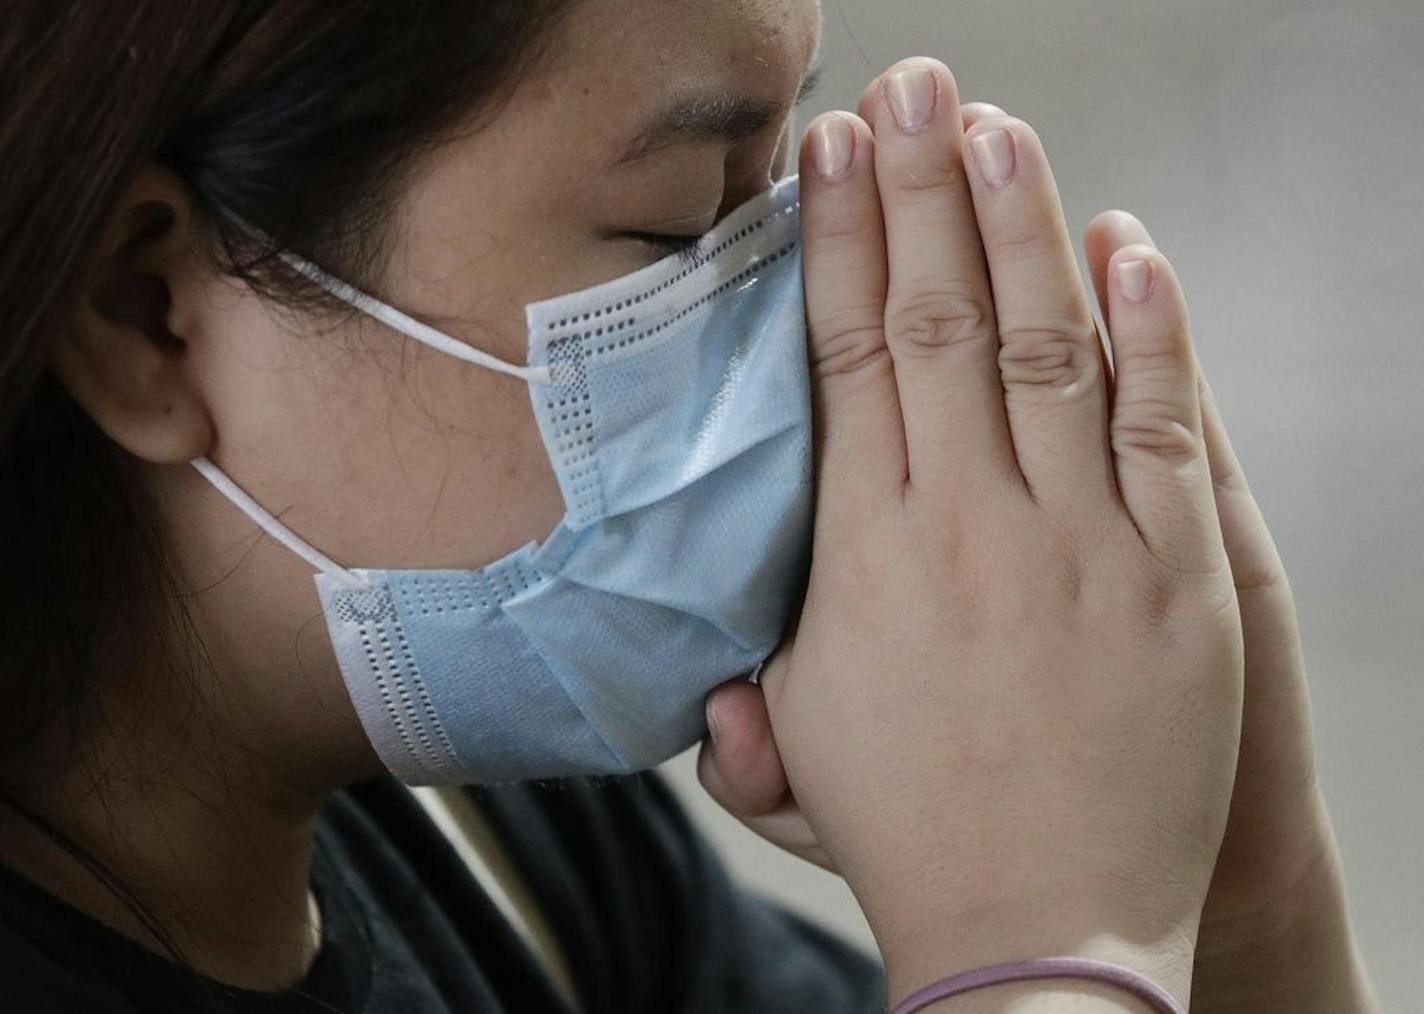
9,0,821,989
697,56,1379,1013
0,0,1374,1008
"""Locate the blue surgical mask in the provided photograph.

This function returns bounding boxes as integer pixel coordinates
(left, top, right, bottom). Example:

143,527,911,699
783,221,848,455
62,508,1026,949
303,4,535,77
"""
191,176,811,784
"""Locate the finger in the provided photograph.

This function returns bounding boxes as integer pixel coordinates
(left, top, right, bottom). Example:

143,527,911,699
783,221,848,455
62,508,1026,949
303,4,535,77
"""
697,681,790,818
1085,212,1283,587
1198,375,1288,592
1199,372,1310,802
960,101,1007,130
1084,208,1156,396
859,83,1004,133
799,112,908,520
1084,209,1155,338
963,115,1115,515
1104,243,1225,571
741,806,838,871
862,58,1019,496
697,687,837,871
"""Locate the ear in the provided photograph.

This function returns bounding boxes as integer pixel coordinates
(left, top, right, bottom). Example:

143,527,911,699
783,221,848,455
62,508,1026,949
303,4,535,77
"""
50,164,215,464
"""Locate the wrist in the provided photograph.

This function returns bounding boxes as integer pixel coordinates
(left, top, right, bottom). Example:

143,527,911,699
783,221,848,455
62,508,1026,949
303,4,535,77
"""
1193,844,1377,1012
875,892,1198,1013
892,981,1166,1013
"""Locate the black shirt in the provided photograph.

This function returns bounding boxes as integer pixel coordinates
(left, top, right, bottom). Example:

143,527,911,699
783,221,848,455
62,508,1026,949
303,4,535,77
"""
0,772,887,1012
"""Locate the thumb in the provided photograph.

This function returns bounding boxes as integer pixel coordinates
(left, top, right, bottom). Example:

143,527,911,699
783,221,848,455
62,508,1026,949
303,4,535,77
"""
696,680,790,818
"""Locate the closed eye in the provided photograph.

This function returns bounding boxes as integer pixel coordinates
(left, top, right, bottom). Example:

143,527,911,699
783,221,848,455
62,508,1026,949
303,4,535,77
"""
623,231,706,264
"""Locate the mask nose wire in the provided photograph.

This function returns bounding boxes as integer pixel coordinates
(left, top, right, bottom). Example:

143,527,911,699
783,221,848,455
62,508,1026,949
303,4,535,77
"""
190,457,370,591
275,251,553,387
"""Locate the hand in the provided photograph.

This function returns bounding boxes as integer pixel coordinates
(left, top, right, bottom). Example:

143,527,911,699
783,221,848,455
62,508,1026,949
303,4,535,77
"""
702,179,1329,941
699,70,1375,1012
1085,223,1376,1009
1083,215,1337,940
701,216,1374,1010
695,98,1020,880
700,55,1246,1010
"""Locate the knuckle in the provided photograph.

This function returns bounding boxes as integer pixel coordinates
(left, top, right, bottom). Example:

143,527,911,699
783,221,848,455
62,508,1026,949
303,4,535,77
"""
967,525,1088,630
1111,397,1202,463
1135,565,1180,629
1209,460,1251,496
804,213,877,246
997,322,1100,392
809,307,890,379
1129,553,1236,628
885,290,995,356
985,221,1050,258
1025,523,1088,603
1120,336,1191,370
1231,558,1289,596
882,161,965,196
1107,549,1188,629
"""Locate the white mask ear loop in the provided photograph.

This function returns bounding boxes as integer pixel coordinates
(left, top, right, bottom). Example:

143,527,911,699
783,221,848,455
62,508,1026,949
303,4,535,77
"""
221,211,551,387
190,457,370,591
276,251,553,387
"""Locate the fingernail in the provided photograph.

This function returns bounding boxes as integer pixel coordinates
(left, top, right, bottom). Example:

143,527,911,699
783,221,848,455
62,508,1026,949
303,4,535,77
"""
810,114,855,178
705,696,723,743
970,128,1017,187
884,66,938,132
1118,258,1155,304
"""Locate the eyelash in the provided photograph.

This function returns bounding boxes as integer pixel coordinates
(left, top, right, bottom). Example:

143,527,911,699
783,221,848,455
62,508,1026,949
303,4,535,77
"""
625,231,705,264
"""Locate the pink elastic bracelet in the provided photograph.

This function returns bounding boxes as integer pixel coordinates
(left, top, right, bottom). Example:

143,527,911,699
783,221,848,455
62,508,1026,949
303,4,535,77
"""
890,957,1186,1014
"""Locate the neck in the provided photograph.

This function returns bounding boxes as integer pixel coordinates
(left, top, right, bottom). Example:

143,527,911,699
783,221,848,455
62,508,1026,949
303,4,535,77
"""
0,675,332,990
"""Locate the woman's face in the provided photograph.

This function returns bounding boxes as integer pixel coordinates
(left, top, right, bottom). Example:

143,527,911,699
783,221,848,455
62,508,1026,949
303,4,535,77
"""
140,0,823,782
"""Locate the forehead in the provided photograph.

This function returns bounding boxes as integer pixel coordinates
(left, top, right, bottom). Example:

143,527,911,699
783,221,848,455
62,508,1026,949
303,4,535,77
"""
385,0,821,296
534,0,822,113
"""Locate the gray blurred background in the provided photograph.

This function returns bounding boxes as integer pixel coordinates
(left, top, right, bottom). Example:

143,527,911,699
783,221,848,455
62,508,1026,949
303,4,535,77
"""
660,0,1424,1007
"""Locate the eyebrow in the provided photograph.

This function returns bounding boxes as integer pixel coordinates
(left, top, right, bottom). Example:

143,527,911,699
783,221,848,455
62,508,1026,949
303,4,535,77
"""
612,67,823,167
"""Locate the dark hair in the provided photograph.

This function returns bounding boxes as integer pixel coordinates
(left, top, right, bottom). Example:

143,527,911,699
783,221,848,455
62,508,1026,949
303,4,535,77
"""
1,0,574,985
0,1,570,762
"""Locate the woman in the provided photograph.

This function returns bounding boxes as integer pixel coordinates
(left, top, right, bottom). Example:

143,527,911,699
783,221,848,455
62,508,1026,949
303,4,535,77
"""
0,2,1378,1011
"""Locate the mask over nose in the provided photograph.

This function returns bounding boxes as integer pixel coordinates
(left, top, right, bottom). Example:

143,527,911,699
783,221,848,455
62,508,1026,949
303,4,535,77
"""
192,176,812,784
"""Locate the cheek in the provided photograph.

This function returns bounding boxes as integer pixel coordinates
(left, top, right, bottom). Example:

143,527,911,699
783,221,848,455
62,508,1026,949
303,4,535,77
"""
395,351,569,563
201,298,567,573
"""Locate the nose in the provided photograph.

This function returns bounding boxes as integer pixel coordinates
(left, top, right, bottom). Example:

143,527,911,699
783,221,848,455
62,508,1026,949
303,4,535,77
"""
718,116,798,219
